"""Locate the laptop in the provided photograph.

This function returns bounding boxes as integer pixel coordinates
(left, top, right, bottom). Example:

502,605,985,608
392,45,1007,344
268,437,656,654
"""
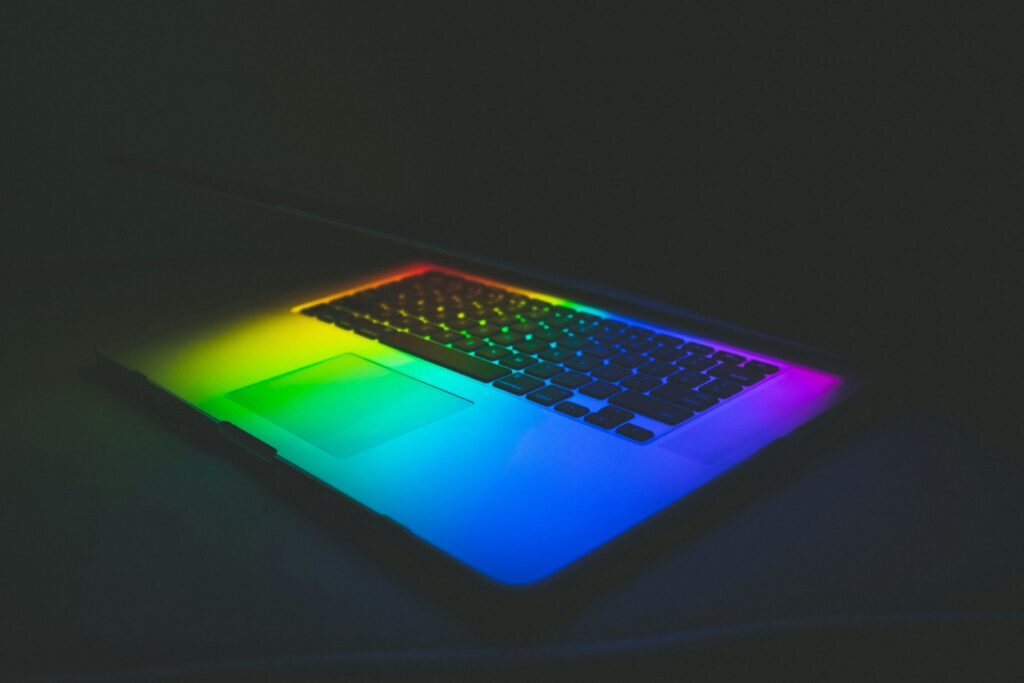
99,157,868,589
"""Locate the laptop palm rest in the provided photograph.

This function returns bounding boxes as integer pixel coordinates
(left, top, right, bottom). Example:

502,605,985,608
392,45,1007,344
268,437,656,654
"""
227,353,471,459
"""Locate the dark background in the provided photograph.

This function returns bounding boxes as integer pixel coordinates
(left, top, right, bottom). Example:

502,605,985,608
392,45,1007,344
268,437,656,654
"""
3,2,1022,680
5,2,1020,449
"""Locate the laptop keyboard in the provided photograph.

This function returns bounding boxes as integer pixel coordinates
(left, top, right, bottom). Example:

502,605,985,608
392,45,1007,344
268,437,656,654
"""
300,270,780,444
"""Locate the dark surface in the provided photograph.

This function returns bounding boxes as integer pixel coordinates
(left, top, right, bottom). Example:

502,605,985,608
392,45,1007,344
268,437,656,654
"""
1,177,1022,681
3,2,1023,680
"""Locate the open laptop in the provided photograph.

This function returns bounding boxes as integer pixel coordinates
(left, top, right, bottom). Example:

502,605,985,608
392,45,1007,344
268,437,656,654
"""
99,157,868,589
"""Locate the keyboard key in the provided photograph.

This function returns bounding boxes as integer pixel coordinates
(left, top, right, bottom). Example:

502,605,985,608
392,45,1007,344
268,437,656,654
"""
585,406,635,429
610,352,647,367
551,371,591,389
494,373,545,395
332,295,373,315
490,331,523,346
539,347,576,363
318,299,352,324
548,317,574,332
475,345,511,361
432,310,458,324
381,332,511,383
409,322,443,337
616,423,654,442
515,339,549,354
701,379,743,398
557,335,590,351
591,364,631,382
650,345,687,361
745,360,780,374
712,351,745,364
653,334,683,347
383,311,411,328
582,344,618,359
442,280,464,294
621,373,662,392
333,313,356,330
534,328,565,342
564,354,601,372
499,354,537,370
524,362,563,379
650,384,718,411
594,331,629,345
355,321,391,339
708,363,765,386
301,303,330,317
430,330,463,344
555,401,589,417
621,338,658,353
609,391,692,425
579,380,621,399
453,337,486,351
637,361,678,377
683,342,714,355
315,303,346,320
527,385,573,406
469,324,501,339
523,307,554,321
668,370,710,388
510,321,539,334
677,355,717,371
626,326,655,338
505,295,529,309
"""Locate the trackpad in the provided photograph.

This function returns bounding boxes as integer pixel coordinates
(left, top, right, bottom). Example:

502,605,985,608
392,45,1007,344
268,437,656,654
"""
228,353,471,458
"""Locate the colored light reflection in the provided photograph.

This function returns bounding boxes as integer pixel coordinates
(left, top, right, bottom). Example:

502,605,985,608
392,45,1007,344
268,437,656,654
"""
110,262,848,585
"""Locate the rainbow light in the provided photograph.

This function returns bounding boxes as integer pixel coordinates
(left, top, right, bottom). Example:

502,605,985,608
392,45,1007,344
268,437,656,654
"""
292,263,585,313
110,263,846,585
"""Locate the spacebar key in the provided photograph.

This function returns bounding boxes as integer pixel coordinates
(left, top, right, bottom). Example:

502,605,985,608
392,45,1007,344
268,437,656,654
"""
380,332,511,382
609,391,692,425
